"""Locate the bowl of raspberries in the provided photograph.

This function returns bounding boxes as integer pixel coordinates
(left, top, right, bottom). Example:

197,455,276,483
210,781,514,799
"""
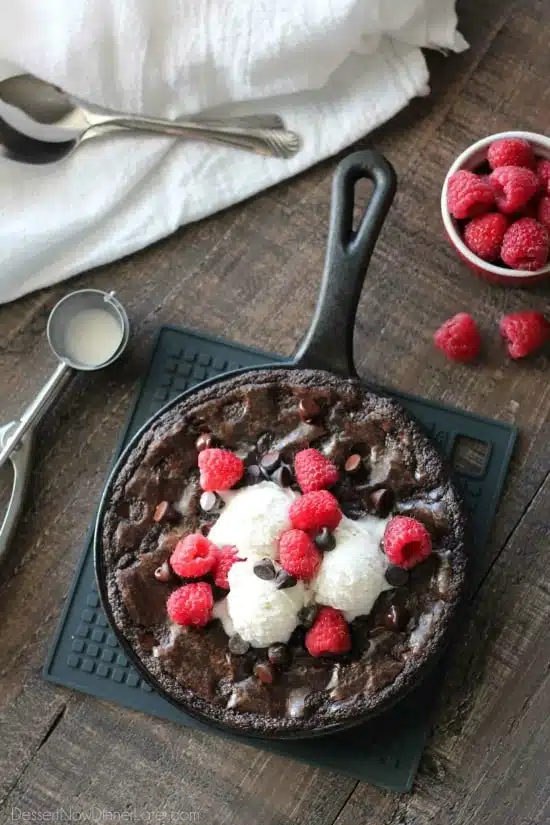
441,131,550,285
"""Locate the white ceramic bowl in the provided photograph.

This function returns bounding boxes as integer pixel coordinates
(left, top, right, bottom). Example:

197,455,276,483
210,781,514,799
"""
441,130,550,286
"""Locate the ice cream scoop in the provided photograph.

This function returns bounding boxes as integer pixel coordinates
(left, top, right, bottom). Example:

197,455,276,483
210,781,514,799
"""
313,514,391,621
209,480,297,560
225,558,307,647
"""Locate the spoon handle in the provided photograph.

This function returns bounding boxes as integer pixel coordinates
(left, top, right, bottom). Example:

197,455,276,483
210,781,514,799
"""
95,115,301,159
85,110,286,131
193,113,285,130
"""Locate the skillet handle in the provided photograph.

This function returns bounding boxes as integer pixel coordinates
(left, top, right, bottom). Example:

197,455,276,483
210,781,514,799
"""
293,149,396,377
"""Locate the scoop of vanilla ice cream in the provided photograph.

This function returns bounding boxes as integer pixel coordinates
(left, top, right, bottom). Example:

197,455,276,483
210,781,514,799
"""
208,480,296,560
226,559,306,647
312,514,391,621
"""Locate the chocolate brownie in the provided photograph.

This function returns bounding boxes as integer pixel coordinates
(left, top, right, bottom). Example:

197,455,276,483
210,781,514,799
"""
98,368,468,737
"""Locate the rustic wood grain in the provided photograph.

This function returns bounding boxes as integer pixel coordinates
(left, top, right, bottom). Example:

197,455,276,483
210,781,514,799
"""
1,0,550,821
3,694,356,825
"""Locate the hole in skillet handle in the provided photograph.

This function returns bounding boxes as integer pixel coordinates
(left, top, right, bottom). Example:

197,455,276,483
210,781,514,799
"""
293,149,397,378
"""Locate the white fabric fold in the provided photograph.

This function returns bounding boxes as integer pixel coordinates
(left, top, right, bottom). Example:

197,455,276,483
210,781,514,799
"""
0,0,466,304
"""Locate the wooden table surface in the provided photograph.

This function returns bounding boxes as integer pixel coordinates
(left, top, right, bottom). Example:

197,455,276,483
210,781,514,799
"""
1,1,549,823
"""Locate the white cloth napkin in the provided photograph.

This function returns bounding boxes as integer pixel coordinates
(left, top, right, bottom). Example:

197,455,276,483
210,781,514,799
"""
0,1,466,305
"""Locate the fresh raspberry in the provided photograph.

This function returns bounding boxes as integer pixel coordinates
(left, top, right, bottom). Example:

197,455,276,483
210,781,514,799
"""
305,606,351,657
294,448,339,493
433,313,481,363
500,218,549,271
278,529,321,580
383,516,432,569
489,166,539,214
536,158,550,195
537,196,550,232
166,582,213,626
213,545,241,589
463,213,508,261
500,311,550,359
198,447,244,491
289,490,342,533
170,533,218,578
446,170,495,220
487,137,535,171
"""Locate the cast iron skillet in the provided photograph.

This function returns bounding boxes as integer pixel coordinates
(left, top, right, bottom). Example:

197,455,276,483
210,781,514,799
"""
95,150,460,739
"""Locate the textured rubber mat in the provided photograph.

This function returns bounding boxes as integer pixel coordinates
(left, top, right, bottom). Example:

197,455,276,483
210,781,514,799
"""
44,326,516,793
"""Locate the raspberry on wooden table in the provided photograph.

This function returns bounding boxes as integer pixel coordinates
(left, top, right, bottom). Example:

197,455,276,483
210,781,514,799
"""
278,529,321,581
213,545,241,589
489,166,539,214
500,218,549,271
383,516,432,569
170,533,218,578
294,448,339,493
198,447,244,491
167,582,213,626
433,313,481,363
500,311,550,359
446,170,495,219
487,137,536,171
289,490,342,532
463,213,508,261
305,606,351,657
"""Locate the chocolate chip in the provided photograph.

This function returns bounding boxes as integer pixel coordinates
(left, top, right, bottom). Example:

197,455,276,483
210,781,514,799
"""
298,397,321,423
272,464,292,488
260,451,281,473
314,528,336,552
152,501,180,524
275,569,297,590
371,487,394,515
290,626,306,648
253,558,276,581
200,523,212,536
268,644,291,668
200,491,219,513
154,561,172,582
298,604,318,629
254,662,274,684
196,433,215,452
228,634,250,655
382,604,410,632
244,464,263,485
344,453,362,473
384,564,409,587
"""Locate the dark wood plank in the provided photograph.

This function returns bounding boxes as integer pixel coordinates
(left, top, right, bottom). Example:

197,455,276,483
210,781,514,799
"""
3,695,356,825
0,679,66,806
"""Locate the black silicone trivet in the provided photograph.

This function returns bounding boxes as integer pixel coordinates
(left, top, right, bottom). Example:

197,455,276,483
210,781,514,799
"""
44,326,516,793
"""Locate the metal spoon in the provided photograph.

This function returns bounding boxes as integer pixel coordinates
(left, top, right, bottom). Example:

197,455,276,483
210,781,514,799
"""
0,73,300,161
0,73,287,132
